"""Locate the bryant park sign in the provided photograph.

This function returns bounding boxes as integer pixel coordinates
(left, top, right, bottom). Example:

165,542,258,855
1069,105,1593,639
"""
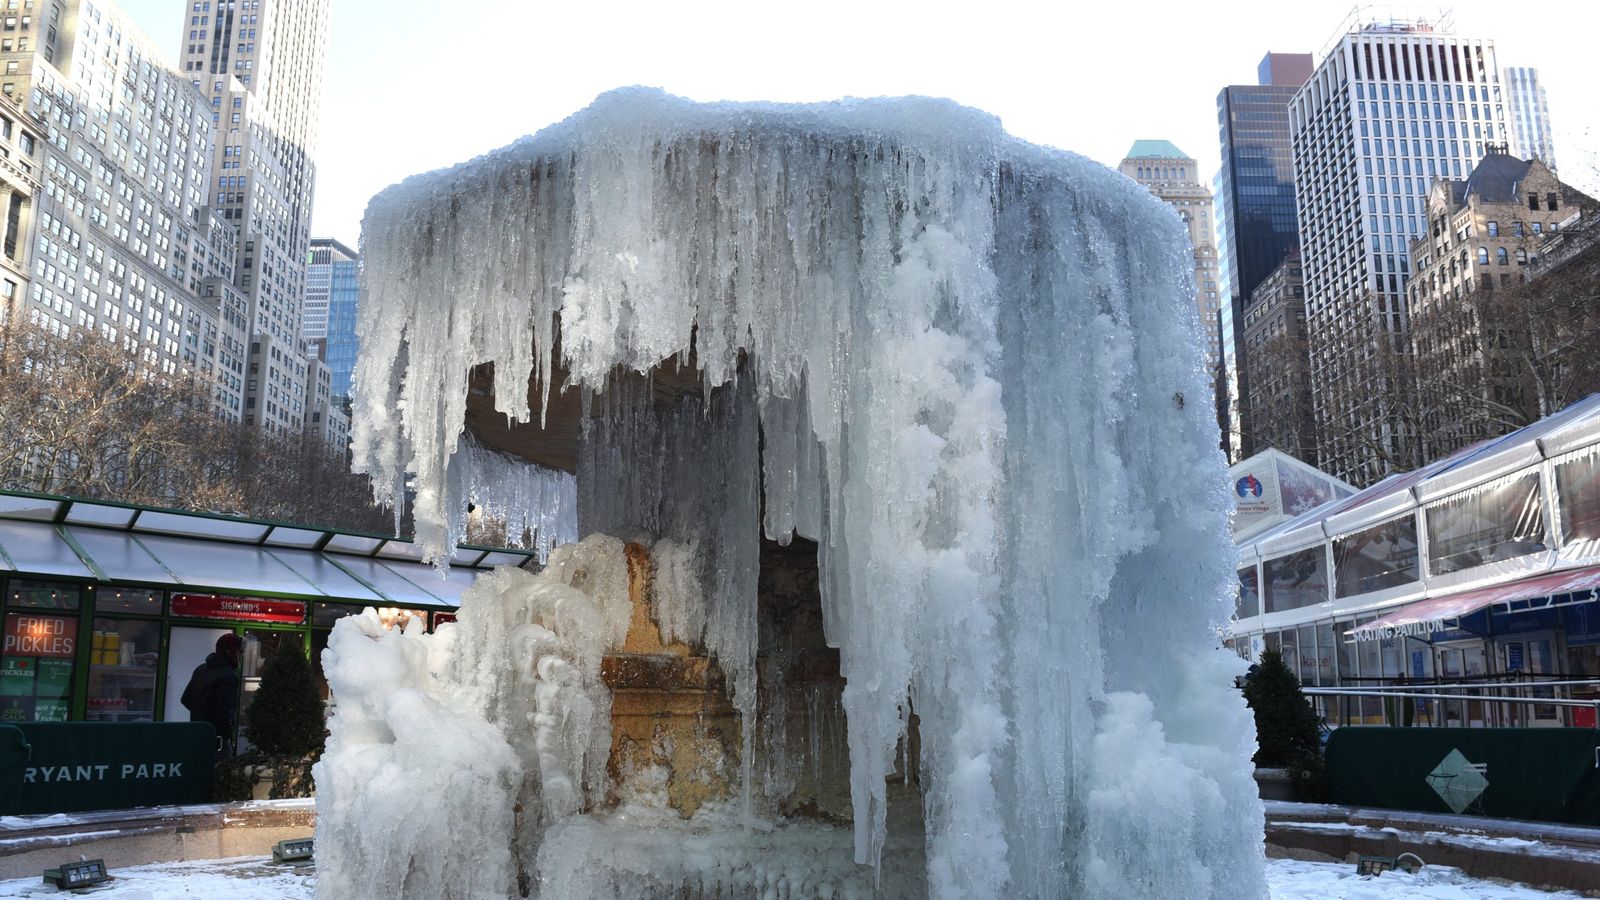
0,722,216,814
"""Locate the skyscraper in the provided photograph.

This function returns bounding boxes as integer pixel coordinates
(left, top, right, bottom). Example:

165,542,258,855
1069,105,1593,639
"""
1290,10,1509,485
305,236,356,403
1118,142,1220,371
1214,51,1312,462
1503,66,1556,172
177,0,329,435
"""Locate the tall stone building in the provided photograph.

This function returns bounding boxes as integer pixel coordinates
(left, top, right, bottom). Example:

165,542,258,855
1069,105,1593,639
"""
1214,51,1312,462
0,0,248,420
1291,10,1510,485
0,93,39,330
1502,66,1556,172
177,0,329,435
1407,148,1595,459
1119,141,1220,371
1241,251,1316,463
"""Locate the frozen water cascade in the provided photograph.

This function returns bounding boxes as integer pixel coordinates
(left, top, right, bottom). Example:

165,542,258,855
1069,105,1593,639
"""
333,87,1267,898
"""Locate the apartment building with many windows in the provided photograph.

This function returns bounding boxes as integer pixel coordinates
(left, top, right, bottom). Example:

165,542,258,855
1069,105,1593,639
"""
0,92,38,327
1291,10,1511,485
1242,251,1316,465
1407,148,1595,459
0,0,249,419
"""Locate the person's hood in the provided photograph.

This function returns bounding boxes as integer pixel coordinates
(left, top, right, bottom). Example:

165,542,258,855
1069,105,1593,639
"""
204,652,237,669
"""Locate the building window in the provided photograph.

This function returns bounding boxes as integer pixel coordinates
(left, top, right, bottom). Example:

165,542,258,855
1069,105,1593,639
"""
1486,220,1499,237
1477,247,1489,265
1497,247,1509,265
1547,192,1559,211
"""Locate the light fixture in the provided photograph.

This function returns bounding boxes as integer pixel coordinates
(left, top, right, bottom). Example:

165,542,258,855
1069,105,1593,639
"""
272,838,314,865
1355,855,1396,876
43,859,110,889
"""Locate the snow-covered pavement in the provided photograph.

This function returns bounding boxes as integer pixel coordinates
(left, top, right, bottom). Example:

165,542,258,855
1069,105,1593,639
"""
1267,858,1584,899
0,856,1583,898
0,856,313,898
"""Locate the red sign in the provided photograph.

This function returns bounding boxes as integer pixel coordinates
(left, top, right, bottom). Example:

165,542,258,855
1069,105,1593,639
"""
170,593,305,624
3,614,76,658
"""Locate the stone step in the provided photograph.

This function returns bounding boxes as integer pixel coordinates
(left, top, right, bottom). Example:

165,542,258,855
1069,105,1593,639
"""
1265,800,1600,895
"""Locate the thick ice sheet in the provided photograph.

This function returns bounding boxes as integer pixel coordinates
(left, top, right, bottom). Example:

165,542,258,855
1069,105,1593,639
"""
347,87,1261,898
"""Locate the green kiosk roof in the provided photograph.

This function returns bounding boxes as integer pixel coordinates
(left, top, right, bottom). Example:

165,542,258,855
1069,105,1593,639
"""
0,490,538,609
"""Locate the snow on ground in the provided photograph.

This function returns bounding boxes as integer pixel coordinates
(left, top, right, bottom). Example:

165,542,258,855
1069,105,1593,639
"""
0,857,313,899
0,856,1581,898
1267,858,1585,899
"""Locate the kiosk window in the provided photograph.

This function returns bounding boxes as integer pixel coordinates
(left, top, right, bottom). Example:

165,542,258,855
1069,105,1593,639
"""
95,587,163,615
86,618,160,722
6,580,80,610
0,612,77,721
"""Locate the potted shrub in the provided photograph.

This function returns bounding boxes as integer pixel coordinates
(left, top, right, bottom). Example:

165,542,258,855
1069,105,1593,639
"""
1243,649,1328,802
215,642,326,800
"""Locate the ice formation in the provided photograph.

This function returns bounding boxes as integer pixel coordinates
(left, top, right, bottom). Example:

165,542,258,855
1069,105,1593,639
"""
426,436,577,562
313,539,630,898
339,87,1266,898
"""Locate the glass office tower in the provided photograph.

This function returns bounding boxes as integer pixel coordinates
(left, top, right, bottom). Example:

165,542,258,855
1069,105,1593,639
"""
1214,52,1312,461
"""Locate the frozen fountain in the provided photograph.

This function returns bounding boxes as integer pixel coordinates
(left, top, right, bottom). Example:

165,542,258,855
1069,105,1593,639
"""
314,88,1267,898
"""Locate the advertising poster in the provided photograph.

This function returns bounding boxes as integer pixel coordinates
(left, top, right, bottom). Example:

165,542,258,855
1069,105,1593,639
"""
1230,460,1282,535
35,660,72,699
0,658,34,697
3,614,76,658
0,696,32,723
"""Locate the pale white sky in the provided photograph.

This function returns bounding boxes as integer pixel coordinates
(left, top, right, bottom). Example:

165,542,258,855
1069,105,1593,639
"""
119,0,1600,246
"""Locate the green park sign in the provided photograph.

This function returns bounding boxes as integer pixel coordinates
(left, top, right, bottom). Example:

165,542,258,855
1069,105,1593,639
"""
0,722,216,814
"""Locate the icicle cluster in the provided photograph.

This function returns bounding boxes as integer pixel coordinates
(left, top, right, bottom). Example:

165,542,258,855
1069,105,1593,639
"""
347,87,1265,898
438,437,577,563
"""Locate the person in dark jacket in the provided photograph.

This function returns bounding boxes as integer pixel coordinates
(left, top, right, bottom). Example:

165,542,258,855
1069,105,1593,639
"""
180,633,243,758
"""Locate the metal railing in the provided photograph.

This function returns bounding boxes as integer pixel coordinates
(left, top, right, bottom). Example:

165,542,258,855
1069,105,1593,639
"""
1300,679,1600,729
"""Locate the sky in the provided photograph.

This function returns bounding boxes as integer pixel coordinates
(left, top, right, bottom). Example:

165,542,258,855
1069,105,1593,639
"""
118,0,1600,247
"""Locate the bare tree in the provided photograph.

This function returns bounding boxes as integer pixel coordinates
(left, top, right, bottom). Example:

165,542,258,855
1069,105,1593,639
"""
0,316,396,534
1245,328,1319,466
1403,221,1600,462
1406,290,1531,462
